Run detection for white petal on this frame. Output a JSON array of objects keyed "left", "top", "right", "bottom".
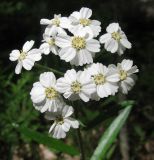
[
  {"left": 40, "top": 43, "right": 50, "bottom": 55},
  {"left": 121, "top": 59, "right": 133, "bottom": 71},
  {"left": 65, "top": 117, "right": 79, "bottom": 128},
  {"left": 27, "top": 49, "right": 42, "bottom": 61},
  {"left": 80, "top": 7, "right": 92, "bottom": 19},
  {"left": 55, "top": 35, "right": 71, "bottom": 48},
  {"left": 120, "top": 38, "right": 132, "bottom": 49},
  {"left": 60, "top": 17, "right": 71, "bottom": 29},
  {"left": 56, "top": 78, "right": 71, "bottom": 93},
  {"left": 22, "top": 59, "right": 34, "bottom": 70},
  {"left": 15, "top": 61, "right": 22, "bottom": 74},
  {"left": 40, "top": 18, "right": 51, "bottom": 25},
  {"left": 106, "top": 23, "right": 119, "bottom": 33},
  {"left": 30, "top": 86, "right": 46, "bottom": 104},
  {"left": 59, "top": 47, "right": 76, "bottom": 62},
  {"left": 127, "top": 66, "right": 139, "bottom": 74},
  {"left": 62, "top": 122, "right": 71, "bottom": 132},
  {"left": 62, "top": 105, "right": 74, "bottom": 118},
  {"left": 99, "top": 33, "right": 111, "bottom": 43},
  {"left": 79, "top": 92, "right": 90, "bottom": 102},
  {"left": 90, "top": 25, "right": 101, "bottom": 37},
  {"left": 105, "top": 39, "right": 118, "bottom": 53},
  {"left": 40, "top": 72, "right": 56, "bottom": 88},
  {"left": 70, "top": 11, "right": 81, "bottom": 20},
  {"left": 22, "top": 40, "right": 34, "bottom": 52},
  {"left": 97, "top": 85, "right": 109, "bottom": 98},
  {"left": 86, "top": 39, "right": 100, "bottom": 52},
  {"left": 9, "top": 50, "right": 20, "bottom": 61},
  {"left": 49, "top": 122, "right": 56, "bottom": 133}
]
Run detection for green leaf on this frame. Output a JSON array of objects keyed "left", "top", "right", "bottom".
[
  {"left": 18, "top": 126, "right": 79, "bottom": 156},
  {"left": 90, "top": 105, "right": 133, "bottom": 160}
]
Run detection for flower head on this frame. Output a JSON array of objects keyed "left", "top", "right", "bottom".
[
  {"left": 56, "top": 69, "right": 96, "bottom": 102},
  {"left": 9, "top": 40, "right": 42, "bottom": 74},
  {"left": 100, "top": 23, "right": 131, "bottom": 55},
  {"left": 45, "top": 104, "right": 79, "bottom": 139},
  {"left": 87, "top": 63, "right": 120, "bottom": 99},
  {"left": 40, "top": 29, "right": 59, "bottom": 55},
  {"left": 40, "top": 14, "right": 70, "bottom": 35},
  {"left": 109, "top": 59, "right": 139, "bottom": 94},
  {"left": 55, "top": 26, "right": 100, "bottom": 66},
  {"left": 30, "top": 72, "right": 63, "bottom": 113},
  {"left": 69, "top": 7, "right": 101, "bottom": 37}
]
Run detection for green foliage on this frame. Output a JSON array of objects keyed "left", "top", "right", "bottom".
[
  {"left": 17, "top": 126, "right": 79, "bottom": 156},
  {"left": 90, "top": 104, "right": 133, "bottom": 160}
]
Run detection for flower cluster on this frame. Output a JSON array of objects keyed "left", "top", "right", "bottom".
[{"left": 9, "top": 7, "right": 139, "bottom": 139}]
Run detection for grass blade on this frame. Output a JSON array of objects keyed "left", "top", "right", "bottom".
[{"left": 90, "top": 105, "right": 133, "bottom": 160}]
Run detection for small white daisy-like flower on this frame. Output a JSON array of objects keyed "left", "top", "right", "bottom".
[
  {"left": 56, "top": 69, "right": 96, "bottom": 102},
  {"left": 69, "top": 7, "right": 101, "bottom": 37},
  {"left": 40, "top": 29, "right": 58, "bottom": 55},
  {"left": 40, "top": 14, "right": 70, "bottom": 35},
  {"left": 45, "top": 104, "right": 79, "bottom": 139},
  {"left": 30, "top": 72, "right": 63, "bottom": 113},
  {"left": 55, "top": 26, "right": 100, "bottom": 66},
  {"left": 100, "top": 23, "right": 132, "bottom": 55},
  {"left": 109, "top": 59, "right": 139, "bottom": 94},
  {"left": 87, "top": 63, "right": 120, "bottom": 99},
  {"left": 9, "top": 40, "right": 42, "bottom": 74}
]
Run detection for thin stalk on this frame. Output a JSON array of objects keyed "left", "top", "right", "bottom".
[
  {"left": 35, "top": 63, "right": 64, "bottom": 76},
  {"left": 72, "top": 102, "right": 85, "bottom": 160}
]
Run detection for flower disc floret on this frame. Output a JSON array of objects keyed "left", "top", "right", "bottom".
[
  {"left": 47, "top": 39, "right": 55, "bottom": 46},
  {"left": 111, "top": 32, "right": 121, "bottom": 41},
  {"left": 19, "top": 52, "right": 27, "bottom": 61},
  {"left": 72, "top": 36, "right": 86, "bottom": 50},
  {"left": 55, "top": 115, "right": 64, "bottom": 125},
  {"left": 71, "top": 81, "right": 82, "bottom": 93},
  {"left": 45, "top": 87, "right": 58, "bottom": 99},
  {"left": 93, "top": 74, "right": 105, "bottom": 85},
  {"left": 52, "top": 18, "right": 60, "bottom": 26},
  {"left": 119, "top": 70, "right": 127, "bottom": 80},
  {"left": 79, "top": 18, "right": 91, "bottom": 26}
]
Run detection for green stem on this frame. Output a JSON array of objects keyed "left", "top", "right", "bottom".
[
  {"left": 73, "top": 102, "right": 85, "bottom": 160},
  {"left": 35, "top": 63, "right": 64, "bottom": 76}
]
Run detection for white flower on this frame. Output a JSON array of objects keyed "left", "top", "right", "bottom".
[
  {"left": 56, "top": 69, "right": 96, "bottom": 102},
  {"left": 55, "top": 26, "right": 100, "bottom": 66},
  {"left": 109, "top": 59, "right": 139, "bottom": 94},
  {"left": 40, "top": 29, "right": 58, "bottom": 55},
  {"left": 30, "top": 72, "right": 63, "bottom": 113},
  {"left": 40, "top": 14, "right": 70, "bottom": 35},
  {"left": 45, "top": 105, "right": 79, "bottom": 139},
  {"left": 9, "top": 40, "right": 42, "bottom": 74},
  {"left": 100, "top": 23, "right": 131, "bottom": 55},
  {"left": 87, "top": 63, "right": 120, "bottom": 99},
  {"left": 69, "top": 7, "right": 101, "bottom": 37}
]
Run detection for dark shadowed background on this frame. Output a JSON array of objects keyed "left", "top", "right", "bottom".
[{"left": 0, "top": 0, "right": 154, "bottom": 160}]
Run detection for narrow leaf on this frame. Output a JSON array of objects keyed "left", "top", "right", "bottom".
[
  {"left": 90, "top": 105, "right": 132, "bottom": 160},
  {"left": 18, "top": 126, "right": 79, "bottom": 156}
]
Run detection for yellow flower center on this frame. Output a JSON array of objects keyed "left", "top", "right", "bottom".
[
  {"left": 19, "top": 52, "right": 27, "bottom": 61},
  {"left": 93, "top": 74, "right": 105, "bottom": 85},
  {"left": 79, "top": 18, "right": 91, "bottom": 27},
  {"left": 47, "top": 39, "right": 55, "bottom": 46},
  {"left": 111, "top": 32, "right": 121, "bottom": 41},
  {"left": 52, "top": 18, "right": 60, "bottom": 26},
  {"left": 45, "top": 87, "right": 58, "bottom": 99},
  {"left": 55, "top": 115, "right": 64, "bottom": 125},
  {"left": 72, "top": 36, "right": 86, "bottom": 50},
  {"left": 119, "top": 70, "right": 127, "bottom": 80},
  {"left": 71, "top": 81, "right": 82, "bottom": 93}
]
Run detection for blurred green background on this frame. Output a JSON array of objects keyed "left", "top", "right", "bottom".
[{"left": 0, "top": 0, "right": 154, "bottom": 159}]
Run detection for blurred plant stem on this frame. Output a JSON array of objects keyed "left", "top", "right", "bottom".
[
  {"left": 119, "top": 93, "right": 130, "bottom": 160},
  {"left": 35, "top": 63, "right": 64, "bottom": 76},
  {"left": 72, "top": 101, "right": 85, "bottom": 160}
]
